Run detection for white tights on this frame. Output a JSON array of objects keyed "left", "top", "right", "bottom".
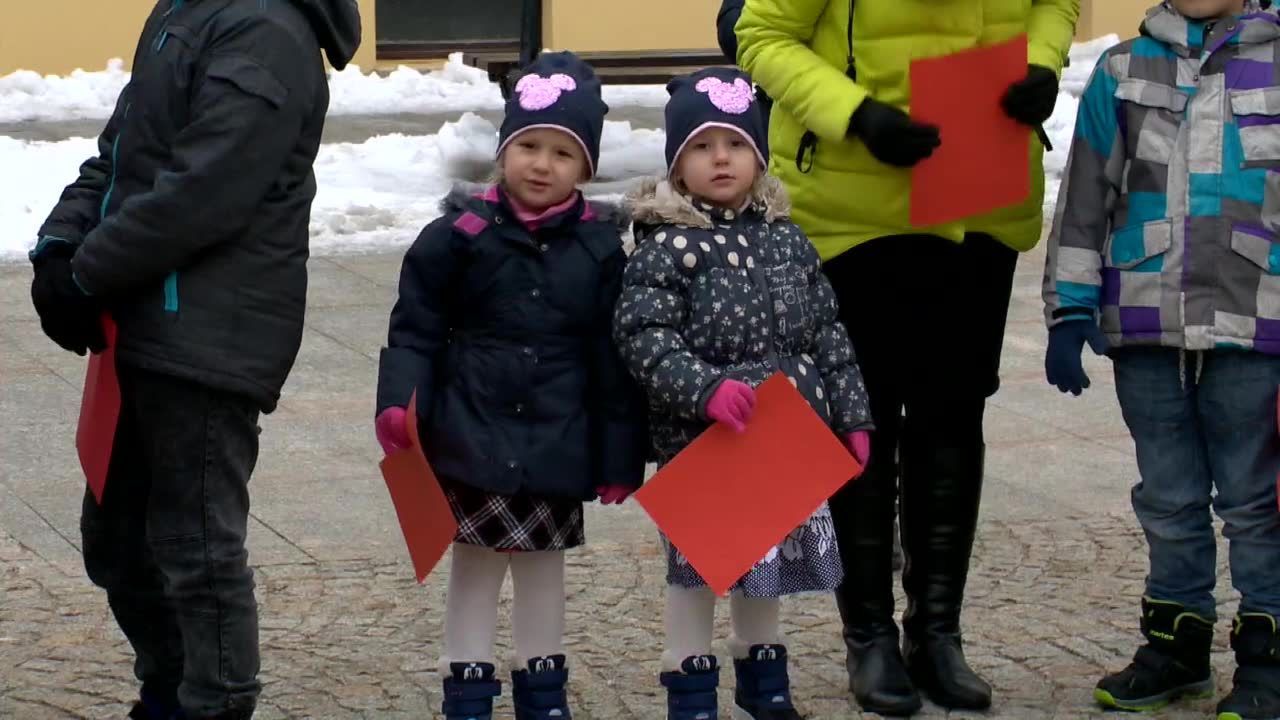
[
  {"left": 662, "top": 585, "right": 782, "bottom": 671},
  {"left": 441, "top": 542, "right": 566, "bottom": 672}
]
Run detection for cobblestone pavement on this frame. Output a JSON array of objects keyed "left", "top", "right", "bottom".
[{"left": 0, "top": 243, "right": 1246, "bottom": 719}]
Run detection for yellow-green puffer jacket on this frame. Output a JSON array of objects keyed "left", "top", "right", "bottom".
[{"left": 736, "top": 0, "right": 1080, "bottom": 260}]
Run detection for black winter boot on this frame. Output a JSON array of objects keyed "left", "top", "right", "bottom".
[
  {"left": 443, "top": 662, "right": 502, "bottom": 720},
  {"left": 732, "top": 644, "right": 802, "bottom": 720},
  {"left": 830, "top": 447, "right": 921, "bottom": 717},
  {"left": 127, "top": 687, "right": 183, "bottom": 720},
  {"left": 512, "top": 655, "right": 572, "bottom": 719},
  {"left": 900, "top": 440, "right": 991, "bottom": 711},
  {"left": 1217, "top": 613, "right": 1280, "bottom": 720},
  {"left": 1094, "top": 598, "right": 1215, "bottom": 712}
]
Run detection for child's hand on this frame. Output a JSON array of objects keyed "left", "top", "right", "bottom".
[
  {"left": 375, "top": 406, "right": 411, "bottom": 455},
  {"left": 596, "top": 485, "right": 633, "bottom": 505},
  {"left": 844, "top": 430, "right": 871, "bottom": 467},
  {"left": 705, "top": 380, "right": 756, "bottom": 433}
]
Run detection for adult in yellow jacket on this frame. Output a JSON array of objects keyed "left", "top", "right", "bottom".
[{"left": 737, "top": 0, "right": 1079, "bottom": 716}]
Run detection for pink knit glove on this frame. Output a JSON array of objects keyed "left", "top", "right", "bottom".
[
  {"left": 705, "top": 380, "right": 756, "bottom": 433},
  {"left": 596, "top": 485, "right": 633, "bottom": 505},
  {"left": 844, "top": 431, "right": 871, "bottom": 467},
  {"left": 375, "top": 407, "right": 410, "bottom": 455}
]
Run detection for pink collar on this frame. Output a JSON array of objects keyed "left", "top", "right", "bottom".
[{"left": 505, "top": 190, "right": 581, "bottom": 232}]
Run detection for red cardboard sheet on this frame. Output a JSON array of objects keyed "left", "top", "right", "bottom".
[
  {"left": 910, "top": 35, "right": 1031, "bottom": 227},
  {"left": 379, "top": 391, "right": 458, "bottom": 583},
  {"left": 76, "top": 315, "right": 120, "bottom": 505},
  {"left": 635, "top": 373, "right": 861, "bottom": 596}
]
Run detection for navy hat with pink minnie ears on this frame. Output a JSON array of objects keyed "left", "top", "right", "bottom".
[
  {"left": 664, "top": 67, "right": 768, "bottom": 175},
  {"left": 498, "top": 51, "right": 609, "bottom": 178}
]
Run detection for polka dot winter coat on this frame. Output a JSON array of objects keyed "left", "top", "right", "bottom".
[{"left": 613, "top": 177, "right": 872, "bottom": 464}]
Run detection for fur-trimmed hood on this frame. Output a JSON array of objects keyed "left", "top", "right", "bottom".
[
  {"left": 625, "top": 175, "right": 792, "bottom": 230},
  {"left": 439, "top": 183, "right": 629, "bottom": 230}
]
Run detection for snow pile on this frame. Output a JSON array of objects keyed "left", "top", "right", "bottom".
[
  {"left": 0, "top": 59, "right": 131, "bottom": 123},
  {"left": 0, "top": 113, "right": 667, "bottom": 260},
  {"left": 327, "top": 55, "right": 502, "bottom": 115},
  {"left": 0, "top": 37, "right": 1122, "bottom": 259},
  {"left": 1043, "top": 34, "right": 1120, "bottom": 214},
  {"left": 0, "top": 53, "right": 668, "bottom": 123}
]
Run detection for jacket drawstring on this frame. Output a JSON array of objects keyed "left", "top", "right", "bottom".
[{"left": 1179, "top": 350, "right": 1205, "bottom": 390}]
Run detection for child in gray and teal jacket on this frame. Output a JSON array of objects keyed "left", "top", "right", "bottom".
[{"left": 1043, "top": 2, "right": 1280, "bottom": 718}]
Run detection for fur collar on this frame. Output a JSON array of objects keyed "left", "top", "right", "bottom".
[{"left": 625, "top": 175, "right": 792, "bottom": 229}]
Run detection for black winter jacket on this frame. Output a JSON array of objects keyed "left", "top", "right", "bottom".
[
  {"left": 376, "top": 187, "right": 649, "bottom": 500},
  {"left": 35, "top": 0, "right": 361, "bottom": 412}
]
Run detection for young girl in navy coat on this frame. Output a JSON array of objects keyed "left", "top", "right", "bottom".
[
  {"left": 614, "top": 68, "right": 873, "bottom": 720},
  {"left": 375, "top": 52, "right": 647, "bottom": 720}
]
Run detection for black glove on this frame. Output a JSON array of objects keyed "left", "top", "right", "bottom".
[
  {"left": 1002, "top": 64, "right": 1060, "bottom": 127},
  {"left": 847, "top": 97, "right": 941, "bottom": 168},
  {"left": 31, "top": 248, "right": 106, "bottom": 356}
]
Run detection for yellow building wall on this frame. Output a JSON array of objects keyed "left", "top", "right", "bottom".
[
  {"left": 542, "top": 0, "right": 719, "bottom": 52},
  {"left": 1077, "top": 0, "right": 1151, "bottom": 40},
  {"left": 0, "top": 0, "right": 376, "bottom": 75}
]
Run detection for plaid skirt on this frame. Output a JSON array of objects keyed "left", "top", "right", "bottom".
[{"left": 442, "top": 480, "right": 585, "bottom": 551}]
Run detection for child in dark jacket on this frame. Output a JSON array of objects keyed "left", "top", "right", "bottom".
[
  {"left": 614, "top": 68, "right": 872, "bottom": 720},
  {"left": 374, "top": 51, "right": 647, "bottom": 720}
]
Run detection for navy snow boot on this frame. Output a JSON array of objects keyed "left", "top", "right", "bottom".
[
  {"left": 661, "top": 654, "right": 720, "bottom": 720},
  {"left": 443, "top": 662, "right": 501, "bottom": 720},
  {"left": 512, "top": 654, "right": 572, "bottom": 719},
  {"left": 733, "top": 644, "right": 803, "bottom": 720}
]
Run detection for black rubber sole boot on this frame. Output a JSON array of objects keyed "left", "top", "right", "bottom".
[
  {"left": 1217, "top": 613, "right": 1280, "bottom": 720},
  {"left": 1095, "top": 598, "right": 1215, "bottom": 713}
]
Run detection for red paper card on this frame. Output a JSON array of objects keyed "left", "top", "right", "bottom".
[
  {"left": 910, "top": 35, "right": 1031, "bottom": 227},
  {"left": 634, "top": 373, "right": 861, "bottom": 596},
  {"left": 76, "top": 315, "right": 120, "bottom": 505},
  {"left": 379, "top": 391, "right": 458, "bottom": 583}
]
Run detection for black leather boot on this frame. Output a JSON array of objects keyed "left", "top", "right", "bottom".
[
  {"left": 900, "top": 438, "right": 992, "bottom": 711},
  {"left": 830, "top": 447, "right": 922, "bottom": 717}
]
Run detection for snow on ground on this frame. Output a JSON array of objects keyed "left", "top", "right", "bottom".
[
  {"left": 0, "top": 53, "right": 667, "bottom": 123},
  {"left": 0, "top": 38, "right": 1118, "bottom": 261},
  {"left": 1042, "top": 34, "right": 1120, "bottom": 214},
  {"left": 0, "top": 113, "right": 666, "bottom": 260}
]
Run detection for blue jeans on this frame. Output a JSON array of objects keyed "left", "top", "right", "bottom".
[
  {"left": 81, "top": 364, "right": 261, "bottom": 718},
  {"left": 1113, "top": 347, "right": 1280, "bottom": 618}
]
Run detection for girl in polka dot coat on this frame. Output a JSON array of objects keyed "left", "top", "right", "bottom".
[{"left": 613, "top": 67, "right": 872, "bottom": 720}]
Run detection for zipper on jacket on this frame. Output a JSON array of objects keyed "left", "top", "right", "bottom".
[
  {"left": 99, "top": 103, "right": 131, "bottom": 220},
  {"left": 163, "top": 272, "right": 179, "bottom": 313},
  {"left": 154, "top": 0, "right": 185, "bottom": 52}
]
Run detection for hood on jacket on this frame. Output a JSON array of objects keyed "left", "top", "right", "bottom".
[
  {"left": 291, "top": 0, "right": 362, "bottom": 69},
  {"left": 1141, "top": 1, "right": 1279, "bottom": 52},
  {"left": 626, "top": 175, "right": 791, "bottom": 230}
]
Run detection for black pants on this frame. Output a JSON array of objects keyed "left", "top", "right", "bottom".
[
  {"left": 824, "top": 233, "right": 1018, "bottom": 639},
  {"left": 81, "top": 364, "right": 262, "bottom": 718}
]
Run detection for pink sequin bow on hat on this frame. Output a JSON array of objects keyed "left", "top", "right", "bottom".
[
  {"left": 516, "top": 73, "right": 578, "bottom": 111},
  {"left": 695, "top": 76, "right": 754, "bottom": 114}
]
